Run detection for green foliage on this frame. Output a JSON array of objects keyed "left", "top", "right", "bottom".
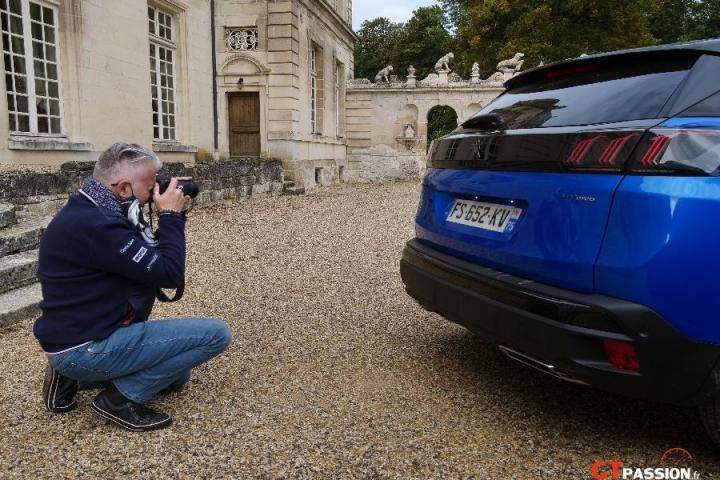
[
  {"left": 685, "top": 0, "right": 720, "bottom": 39},
  {"left": 355, "top": 0, "right": 720, "bottom": 81},
  {"left": 354, "top": 17, "right": 404, "bottom": 81},
  {"left": 442, "top": 0, "right": 660, "bottom": 78},
  {"left": 395, "top": 7, "right": 452, "bottom": 79},
  {"left": 427, "top": 106, "right": 458, "bottom": 144},
  {"left": 354, "top": 7, "right": 450, "bottom": 81}
]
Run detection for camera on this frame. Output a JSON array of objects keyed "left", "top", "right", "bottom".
[{"left": 156, "top": 175, "right": 200, "bottom": 199}]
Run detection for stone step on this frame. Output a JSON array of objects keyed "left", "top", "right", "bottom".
[
  {"left": 0, "top": 202, "right": 16, "bottom": 229},
  {"left": 0, "top": 282, "right": 41, "bottom": 327},
  {"left": 0, "top": 249, "right": 38, "bottom": 295},
  {"left": 284, "top": 186, "right": 305, "bottom": 195},
  {"left": 0, "top": 216, "right": 50, "bottom": 257}
]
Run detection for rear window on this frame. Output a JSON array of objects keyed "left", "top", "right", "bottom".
[
  {"left": 474, "top": 55, "right": 697, "bottom": 129},
  {"left": 683, "top": 90, "right": 720, "bottom": 117}
]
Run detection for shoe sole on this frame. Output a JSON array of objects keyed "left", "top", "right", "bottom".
[
  {"left": 44, "top": 368, "right": 78, "bottom": 414},
  {"left": 91, "top": 401, "right": 172, "bottom": 432}
]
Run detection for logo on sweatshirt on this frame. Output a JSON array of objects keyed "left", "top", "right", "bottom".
[
  {"left": 120, "top": 238, "right": 135, "bottom": 254},
  {"left": 132, "top": 247, "right": 148, "bottom": 263}
]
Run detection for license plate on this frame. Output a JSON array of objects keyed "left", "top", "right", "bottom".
[{"left": 446, "top": 199, "right": 522, "bottom": 233}]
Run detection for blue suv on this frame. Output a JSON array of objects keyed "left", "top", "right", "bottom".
[{"left": 400, "top": 39, "right": 720, "bottom": 443}]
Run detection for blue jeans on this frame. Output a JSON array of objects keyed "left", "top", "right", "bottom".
[{"left": 47, "top": 318, "right": 232, "bottom": 404}]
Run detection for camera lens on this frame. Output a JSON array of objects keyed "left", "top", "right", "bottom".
[{"left": 155, "top": 175, "right": 199, "bottom": 199}]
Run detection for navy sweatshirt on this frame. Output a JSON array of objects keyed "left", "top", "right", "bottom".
[{"left": 33, "top": 193, "right": 186, "bottom": 352}]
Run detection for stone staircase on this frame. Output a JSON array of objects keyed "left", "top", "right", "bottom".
[
  {"left": 282, "top": 180, "right": 305, "bottom": 195},
  {"left": 0, "top": 203, "right": 50, "bottom": 327}
]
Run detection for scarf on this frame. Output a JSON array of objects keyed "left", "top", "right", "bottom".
[{"left": 78, "top": 176, "right": 122, "bottom": 215}]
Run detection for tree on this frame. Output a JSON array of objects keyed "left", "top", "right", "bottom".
[
  {"left": 441, "top": 0, "right": 661, "bottom": 78},
  {"left": 686, "top": 0, "right": 720, "bottom": 39},
  {"left": 354, "top": 17, "right": 403, "bottom": 81},
  {"left": 395, "top": 7, "right": 452, "bottom": 79},
  {"left": 648, "top": 0, "right": 693, "bottom": 43},
  {"left": 354, "top": 7, "right": 451, "bottom": 81}
]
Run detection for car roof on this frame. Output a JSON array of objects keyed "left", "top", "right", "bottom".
[{"left": 506, "top": 38, "right": 720, "bottom": 90}]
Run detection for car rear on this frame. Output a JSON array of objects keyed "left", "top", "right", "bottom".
[{"left": 401, "top": 40, "right": 720, "bottom": 407}]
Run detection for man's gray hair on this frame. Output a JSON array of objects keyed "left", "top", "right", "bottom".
[{"left": 93, "top": 142, "right": 162, "bottom": 184}]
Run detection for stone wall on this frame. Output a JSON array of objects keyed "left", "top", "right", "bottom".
[
  {"left": 345, "top": 80, "right": 505, "bottom": 182},
  {"left": 0, "top": 159, "right": 284, "bottom": 217}
]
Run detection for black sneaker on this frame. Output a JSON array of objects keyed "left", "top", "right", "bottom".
[
  {"left": 92, "top": 385, "right": 172, "bottom": 432},
  {"left": 42, "top": 364, "right": 78, "bottom": 413}
]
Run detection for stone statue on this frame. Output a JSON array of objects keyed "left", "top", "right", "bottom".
[
  {"left": 470, "top": 62, "right": 481, "bottom": 84},
  {"left": 404, "top": 124, "right": 415, "bottom": 138},
  {"left": 434, "top": 53, "right": 454, "bottom": 72},
  {"left": 484, "top": 71, "right": 504, "bottom": 82},
  {"left": 374, "top": 65, "right": 393, "bottom": 83},
  {"left": 407, "top": 65, "right": 416, "bottom": 78},
  {"left": 496, "top": 52, "right": 525, "bottom": 74}
]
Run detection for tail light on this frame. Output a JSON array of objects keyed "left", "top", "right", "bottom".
[
  {"left": 603, "top": 340, "right": 640, "bottom": 372},
  {"left": 563, "top": 132, "right": 642, "bottom": 171},
  {"left": 627, "top": 121, "right": 720, "bottom": 175}
]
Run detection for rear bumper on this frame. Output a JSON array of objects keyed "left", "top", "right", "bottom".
[{"left": 400, "top": 239, "right": 720, "bottom": 405}]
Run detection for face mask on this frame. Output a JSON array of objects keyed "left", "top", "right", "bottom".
[{"left": 120, "top": 196, "right": 158, "bottom": 247}]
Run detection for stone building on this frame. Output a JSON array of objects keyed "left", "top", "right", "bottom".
[
  {"left": 0, "top": 0, "right": 355, "bottom": 188},
  {"left": 216, "top": 0, "right": 355, "bottom": 187}
]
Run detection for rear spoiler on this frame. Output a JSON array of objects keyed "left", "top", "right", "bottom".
[{"left": 506, "top": 40, "right": 720, "bottom": 90}]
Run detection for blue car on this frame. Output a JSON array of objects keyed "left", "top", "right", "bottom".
[{"left": 400, "top": 39, "right": 720, "bottom": 443}]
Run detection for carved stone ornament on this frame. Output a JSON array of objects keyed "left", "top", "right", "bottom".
[
  {"left": 226, "top": 28, "right": 258, "bottom": 52},
  {"left": 434, "top": 53, "right": 454, "bottom": 72},
  {"left": 496, "top": 52, "right": 525, "bottom": 74},
  {"left": 374, "top": 65, "right": 393, "bottom": 83}
]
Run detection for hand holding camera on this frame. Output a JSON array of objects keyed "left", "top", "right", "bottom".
[{"left": 153, "top": 176, "right": 197, "bottom": 213}]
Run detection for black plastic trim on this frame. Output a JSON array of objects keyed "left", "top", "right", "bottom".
[{"left": 401, "top": 239, "right": 720, "bottom": 405}]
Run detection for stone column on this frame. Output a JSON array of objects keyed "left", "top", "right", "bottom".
[
  {"left": 406, "top": 65, "right": 416, "bottom": 88},
  {"left": 437, "top": 69, "right": 450, "bottom": 86}
]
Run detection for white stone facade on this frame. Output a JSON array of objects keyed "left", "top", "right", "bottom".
[
  {"left": 0, "top": 0, "right": 356, "bottom": 190},
  {"left": 0, "top": 0, "right": 214, "bottom": 167},
  {"left": 215, "top": 0, "right": 355, "bottom": 187}
]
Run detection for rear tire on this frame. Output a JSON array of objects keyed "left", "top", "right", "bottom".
[
  {"left": 700, "top": 396, "right": 720, "bottom": 446},
  {"left": 699, "top": 366, "right": 720, "bottom": 446}
]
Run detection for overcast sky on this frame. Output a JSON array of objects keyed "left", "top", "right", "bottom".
[{"left": 353, "top": 0, "right": 440, "bottom": 31}]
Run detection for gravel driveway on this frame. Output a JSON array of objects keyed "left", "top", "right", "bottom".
[{"left": 1, "top": 182, "right": 719, "bottom": 479}]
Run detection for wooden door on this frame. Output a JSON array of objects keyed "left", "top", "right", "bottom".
[{"left": 228, "top": 92, "right": 260, "bottom": 156}]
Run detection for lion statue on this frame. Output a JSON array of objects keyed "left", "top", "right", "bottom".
[
  {"left": 434, "top": 53, "right": 454, "bottom": 72},
  {"left": 374, "top": 65, "right": 393, "bottom": 83},
  {"left": 496, "top": 53, "right": 525, "bottom": 74}
]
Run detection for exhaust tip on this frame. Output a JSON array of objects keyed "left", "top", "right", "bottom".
[{"left": 498, "top": 345, "right": 590, "bottom": 386}]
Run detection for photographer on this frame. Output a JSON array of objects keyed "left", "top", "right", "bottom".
[{"left": 34, "top": 143, "right": 231, "bottom": 432}]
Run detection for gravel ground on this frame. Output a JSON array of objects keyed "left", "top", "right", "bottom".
[{"left": 1, "top": 181, "right": 719, "bottom": 479}]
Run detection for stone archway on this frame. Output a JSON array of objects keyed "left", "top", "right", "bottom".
[
  {"left": 345, "top": 81, "right": 505, "bottom": 181},
  {"left": 426, "top": 105, "right": 458, "bottom": 145}
]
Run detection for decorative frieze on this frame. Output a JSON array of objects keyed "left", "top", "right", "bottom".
[{"left": 225, "top": 28, "right": 258, "bottom": 52}]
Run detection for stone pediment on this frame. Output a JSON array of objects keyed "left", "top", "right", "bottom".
[{"left": 219, "top": 53, "right": 270, "bottom": 76}]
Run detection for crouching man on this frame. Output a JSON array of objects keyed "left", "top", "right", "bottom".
[{"left": 34, "top": 142, "right": 231, "bottom": 432}]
